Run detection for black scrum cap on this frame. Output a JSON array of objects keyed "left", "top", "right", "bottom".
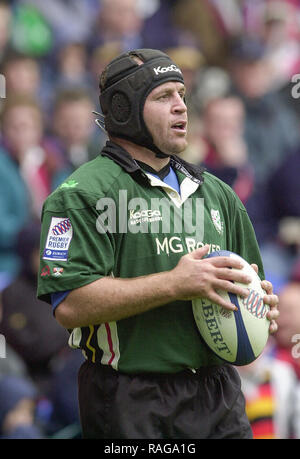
[{"left": 99, "top": 49, "right": 184, "bottom": 157}]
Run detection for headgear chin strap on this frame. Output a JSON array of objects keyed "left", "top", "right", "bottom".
[{"left": 99, "top": 49, "right": 185, "bottom": 158}]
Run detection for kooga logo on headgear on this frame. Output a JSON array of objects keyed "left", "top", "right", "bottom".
[{"left": 153, "top": 64, "right": 182, "bottom": 76}]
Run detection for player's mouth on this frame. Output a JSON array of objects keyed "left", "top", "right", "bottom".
[{"left": 171, "top": 120, "right": 187, "bottom": 134}]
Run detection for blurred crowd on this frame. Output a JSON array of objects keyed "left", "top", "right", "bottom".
[{"left": 0, "top": 0, "right": 300, "bottom": 439}]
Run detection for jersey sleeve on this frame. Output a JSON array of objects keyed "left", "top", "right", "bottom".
[{"left": 37, "top": 190, "right": 115, "bottom": 304}]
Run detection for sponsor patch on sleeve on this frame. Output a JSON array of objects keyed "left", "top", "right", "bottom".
[{"left": 43, "top": 217, "right": 73, "bottom": 261}]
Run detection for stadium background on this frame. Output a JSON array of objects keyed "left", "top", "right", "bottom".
[{"left": 0, "top": 0, "right": 299, "bottom": 439}]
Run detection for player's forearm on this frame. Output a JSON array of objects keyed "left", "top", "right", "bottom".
[{"left": 55, "top": 271, "right": 177, "bottom": 329}]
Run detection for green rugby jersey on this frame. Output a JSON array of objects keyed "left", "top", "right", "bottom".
[{"left": 37, "top": 141, "right": 264, "bottom": 374}]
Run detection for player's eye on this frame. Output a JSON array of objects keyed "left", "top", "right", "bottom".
[{"left": 157, "top": 93, "right": 169, "bottom": 100}]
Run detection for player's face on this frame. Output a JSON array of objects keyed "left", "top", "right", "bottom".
[{"left": 143, "top": 82, "right": 188, "bottom": 155}]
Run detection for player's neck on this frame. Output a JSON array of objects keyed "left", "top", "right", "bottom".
[{"left": 111, "top": 136, "right": 170, "bottom": 172}]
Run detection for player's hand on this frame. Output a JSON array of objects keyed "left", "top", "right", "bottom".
[
  {"left": 172, "top": 245, "right": 252, "bottom": 310},
  {"left": 251, "top": 263, "right": 279, "bottom": 334}
]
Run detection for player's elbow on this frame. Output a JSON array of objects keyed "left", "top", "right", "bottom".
[{"left": 55, "top": 300, "right": 78, "bottom": 329}]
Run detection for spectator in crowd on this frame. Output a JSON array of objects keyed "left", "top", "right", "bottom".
[
  {"left": 0, "top": 221, "right": 68, "bottom": 388},
  {"left": 0, "top": 94, "right": 65, "bottom": 219},
  {"left": 0, "top": 221, "right": 83, "bottom": 438},
  {"left": 0, "top": 339, "right": 29, "bottom": 382},
  {"left": 0, "top": 0, "right": 12, "bottom": 63},
  {"left": 142, "top": 0, "right": 187, "bottom": 51},
  {"left": 0, "top": 49, "right": 52, "bottom": 114},
  {"left": 172, "top": 0, "right": 232, "bottom": 66},
  {"left": 274, "top": 280, "right": 300, "bottom": 380},
  {"left": 54, "top": 42, "right": 94, "bottom": 94},
  {"left": 228, "top": 35, "right": 300, "bottom": 185},
  {"left": 1, "top": 50, "right": 41, "bottom": 98},
  {"left": 0, "top": 145, "right": 28, "bottom": 288},
  {"left": 47, "top": 348, "right": 84, "bottom": 438},
  {"left": 21, "top": 0, "right": 99, "bottom": 49},
  {"left": 291, "top": 257, "right": 300, "bottom": 283},
  {"left": 199, "top": 94, "right": 255, "bottom": 206},
  {"left": 50, "top": 88, "right": 98, "bottom": 186},
  {"left": 0, "top": 375, "right": 45, "bottom": 439},
  {"left": 238, "top": 338, "right": 300, "bottom": 439},
  {"left": 88, "top": 0, "right": 145, "bottom": 53},
  {"left": 263, "top": 147, "right": 300, "bottom": 246},
  {"left": 247, "top": 144, "right": 300, "bottom": 287},
  {"left": 238, "top": 276, "right": 300, "bottom": 439},
  {"left": 260, "top": 0, "right": 300, "bottom": 87},
  {"left": 0, "top": 0, "right": 300, "bottom": 440},
  {"left": 9, "top": 2, "right": 53, "bottom": 59}
]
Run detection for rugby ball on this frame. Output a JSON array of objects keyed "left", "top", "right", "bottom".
[{"left": 192, "top": 250, "right": 270, "bottom": 366}]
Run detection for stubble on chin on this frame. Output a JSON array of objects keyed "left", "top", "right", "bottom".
[{"left": 158, "top": 138, "right": 188, "bottom": 156}]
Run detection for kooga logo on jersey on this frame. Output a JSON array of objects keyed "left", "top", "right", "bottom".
[{"left": 153, "top": 64, "right": 182, "bottom": 76}]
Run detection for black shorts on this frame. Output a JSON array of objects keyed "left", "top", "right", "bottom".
[{"left": 78, "top": 360, "right": 252, "bottom": 439}]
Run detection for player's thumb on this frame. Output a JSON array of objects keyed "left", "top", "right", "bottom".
[{"left": 190, "top": 244, "right": 210, "bottom": 260}]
